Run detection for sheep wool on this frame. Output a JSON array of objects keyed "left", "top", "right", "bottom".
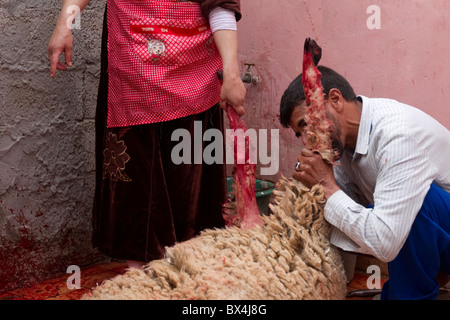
[{"left": 82, "top": 176, "right": 347, "bottom": 300}]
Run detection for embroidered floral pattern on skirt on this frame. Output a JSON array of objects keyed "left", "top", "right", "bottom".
[{"left": 102, "top": 130, "right": 131, "bottom": 182}]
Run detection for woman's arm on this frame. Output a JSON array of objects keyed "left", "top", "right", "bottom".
[
  {"left": 208, "top": 4, "right": 245, "bottom": 116},
  {"left": 48, "top": 0, "right": 92, "bottom": 78},
  {"left": 199, "top": 0, "right": 242, "bottom": 22},
  {"left": 213, "top": 28, "right": 246, "bottom": 116}
]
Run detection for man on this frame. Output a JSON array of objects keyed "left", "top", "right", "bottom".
[{"left": 280, "top": 65, "right": 450, "bottom": 300}]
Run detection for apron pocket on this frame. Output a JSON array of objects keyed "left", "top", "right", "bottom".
[{"left": 130, "top": 17, "right": 215, "bottom": 66}]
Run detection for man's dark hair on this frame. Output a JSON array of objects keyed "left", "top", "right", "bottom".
[{"left": 279, "top": 65, "right": 357, "bottom": 128}]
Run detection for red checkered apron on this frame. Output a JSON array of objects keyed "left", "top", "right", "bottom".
[{"left": 107, "top": 0, "right": 222, "bottom": 128}]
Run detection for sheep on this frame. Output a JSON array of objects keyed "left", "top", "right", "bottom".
[
  {"left": 82, "top": 38, "right": 348, "bottom": 300},
  {"left": 82, "top": 176, "right": 347, "bottom": 300}
]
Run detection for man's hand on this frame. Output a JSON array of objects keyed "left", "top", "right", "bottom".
[{"left": 292, "top": 148, "right": 341, "bottom": 199}]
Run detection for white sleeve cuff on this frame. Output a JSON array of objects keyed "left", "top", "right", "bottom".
[
  {"left": 209, "top": 7, "right": 237, "bottom": 33},
  {"left": 324, "top": 190, "right": 355, "bottom": 228}
]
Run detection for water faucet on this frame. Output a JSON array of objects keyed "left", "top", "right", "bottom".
[{"left": 241, "top": 63, "right": 260, "bottom": 84}]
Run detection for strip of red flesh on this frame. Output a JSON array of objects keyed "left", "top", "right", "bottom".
[
  {"left": 301, "top": 38, "right": 336, "bottom": 163},
  {"left": 224, "top": 107, "right": 262, "bottom": 229}
]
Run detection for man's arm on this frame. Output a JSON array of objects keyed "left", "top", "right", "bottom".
[
  {"left": 48, "top": 0, "right": 92, "bottom": 77},
  {"left": 293, "top": 127, "right": 436, "bottom": 262},
  {"left": 333, "top": 159, "right": 371, "bottom": 207},
  {"left": 325, "top": 131, "right": 435, "bottom": 262}
]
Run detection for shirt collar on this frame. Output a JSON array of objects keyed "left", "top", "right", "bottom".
[{"left": 354, "top": 95, "right": 373, "bottom": 156}]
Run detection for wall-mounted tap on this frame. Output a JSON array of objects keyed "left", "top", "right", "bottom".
[{"left": 241, "top": 63, "right": 260, "bottom": 85}]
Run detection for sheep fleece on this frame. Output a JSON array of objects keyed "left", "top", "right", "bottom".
[{"left": 83, "top": 177, "right": 347, "bottom": 300}]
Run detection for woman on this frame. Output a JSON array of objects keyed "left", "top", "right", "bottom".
[{"left": 48, "top": 0, "right": 246, "bottom": 269}]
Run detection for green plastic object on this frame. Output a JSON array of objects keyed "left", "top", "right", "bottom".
[{"left": 226, "top": 177, "right": 276, "bottom": 215}]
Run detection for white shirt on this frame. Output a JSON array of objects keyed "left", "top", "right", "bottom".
[
  {"left": 209, "top": 7, "right": 237, "bottom": 33},
  {"left": 325, "top": 96, "right": 450, "bottom": 262}
]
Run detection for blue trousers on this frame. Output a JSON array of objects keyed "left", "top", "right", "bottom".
[{"left": 381, "top": 184, "right": 450, "bottom": 300}]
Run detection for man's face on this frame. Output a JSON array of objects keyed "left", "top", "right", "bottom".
[
  {"left": 288, "top": 101, "right": 309, "bottom": 146},
  {"left": 289, "top": 101, "right": 345, "bottom": 160}
]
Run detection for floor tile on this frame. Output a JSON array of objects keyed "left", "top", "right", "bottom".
[
  {"left": 96, "top": 261, "right": 128, "bottom": 274},
  {"left": 1, "top": 277, "right": 69, "bottom": 300},
  {"left": 45, "top": 288, "right": 91, "bottom": 300}
]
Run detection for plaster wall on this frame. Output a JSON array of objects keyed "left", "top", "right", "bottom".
[{"left": 0, "top": 0, "right": 105, "bottom": 292}]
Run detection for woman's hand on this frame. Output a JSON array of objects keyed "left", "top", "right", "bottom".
[
  {"left": 220, "top": 72, "right": 246, "bottom": 116},
  {"left": 47, "top": 0, "right": 91, "bottom": 78},
  {"left": 48, "top": 24, "right": 73, "bottom": 78},
  {"left": 213, "top": 29, "right": 246, "bottom": 116}
]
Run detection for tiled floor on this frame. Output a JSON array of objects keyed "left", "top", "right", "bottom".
[
  {"left": 0, "top": 260, "right": 384, "bottom": 300},
  {"left": 0, "top": 261, "right": 128, "bottom": 300}
]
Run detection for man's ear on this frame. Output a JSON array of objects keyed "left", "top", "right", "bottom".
[{"left": 327, "top": 88, "right": 344, "bottom": 113}]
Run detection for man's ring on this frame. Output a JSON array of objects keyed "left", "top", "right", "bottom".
[{"left": 295, "top": 161, "right": 302, "bottom": 172}]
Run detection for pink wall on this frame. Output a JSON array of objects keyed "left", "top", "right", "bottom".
[{"left": 236, "top": 0, "right": 450, "bottom": 181}]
